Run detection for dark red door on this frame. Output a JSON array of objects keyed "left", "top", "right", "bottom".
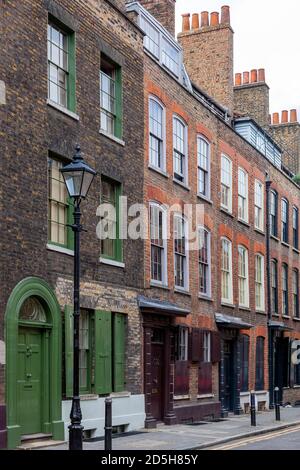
[{"left": 151, "top": 342, "right": 164, "bottom": 421}]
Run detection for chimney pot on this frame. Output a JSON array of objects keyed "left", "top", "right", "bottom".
[
  {"left": 210, "top": 12, "right": 219, "bottom": 26},
  {"left": 201, "top": 11, "right": 209, "bottom": 27},
  {"left": 273, "top": 112, "right": 279, "bottom": 125},
  {"left": 235, "top": 73, "right": 242, "bottom": 86},
  {"left": 192, "top": 13, "right": 200, "bottom": 30},
  {"left": 243, "top": 71, "right": 249, "bottom": 85},
  {"left": 251, "top": 69, "right": 258, "bottom": 83},
  {"left": 290, "top": 109, "right": 298, "bottom": 123},
  {"left": 182, "top": 13, "right": 191, "bottom": 32},
  {"left": 221, "top": 5, "right": 230, "bottom": 24},
  {"left": 281, "top": 110, "right": 288, "bottom": 123},
  {"left": 258, "top": 68, "right": 265, "bottom": 82}
]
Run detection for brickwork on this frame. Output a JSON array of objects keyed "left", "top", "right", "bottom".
[
  {"left": 269, "top": 121, "right": 300, "bottom": 175},
  {"left": 0, "top": 0, "right": 145, "bottom": 411},
  {"left": 143, "top": 11, "right": 300, "bottom": 410},
  {"left": 178, "top": 9, "right": 234, "bottom": 115},
  {"left": 234, "top": 83, "right": 270, "bottom": 129}
]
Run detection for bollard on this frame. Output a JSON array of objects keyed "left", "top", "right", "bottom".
[
  {"left": 250, "top": 391, "right": 256, "bottom": 426},
  {"left": 274, "top": 387, "right": 281, "bottom": 421},
  {"left": 105, "top": 397, "right": 112, "bottom": 451}
]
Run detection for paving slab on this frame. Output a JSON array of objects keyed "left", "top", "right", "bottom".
[{"left": 38, "top": 408, "right": 300, "bottom": 451}]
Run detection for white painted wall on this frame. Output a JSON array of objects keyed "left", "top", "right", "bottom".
[
  {"left": 240, "top": 391, "right": 270, "bottom": 412},
  {"left": 61, "top": 393, "right": 145, "bottom": 440}
]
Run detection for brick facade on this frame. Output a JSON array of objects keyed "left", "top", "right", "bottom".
[{"left": 0, "top": 0, "right": 145, "bottom": 448}]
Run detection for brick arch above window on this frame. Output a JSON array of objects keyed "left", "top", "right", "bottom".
[{"left": 219, "top": 224, "right": 233, "bottom": 240}]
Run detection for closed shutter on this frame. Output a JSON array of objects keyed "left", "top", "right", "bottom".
[
  {"left": 175, "top": 361, "right": 189, "bottom": 395},
  {"left": 190, "top": 328, "right": 203, "bottom": 362},
  {"left": 64, "top": 305, "right": 74, "bottom": 398},
  {"left": 113, "top": 313, "right": 126, "bottom": 392},
  {"left": 94, "top": 310, "right": 112, "bottom": 394},
  {"left": 198, "top": 363, "right": 212, "bottom": 395},
  {"left": 211, "top": 331, "right": 221, "bottom": 363}
]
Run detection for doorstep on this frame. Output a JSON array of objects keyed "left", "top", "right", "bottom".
[{"left": 17, "top": 439, "right": 67, "bottom": 450}]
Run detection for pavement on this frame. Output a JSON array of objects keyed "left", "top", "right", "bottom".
[{"left": 37, "top": 407, "right": 300, "bottom": 451}]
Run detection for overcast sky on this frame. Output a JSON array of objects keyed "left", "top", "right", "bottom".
[{"left": 175, "top": 0, "right": 300, "bottom": 119}]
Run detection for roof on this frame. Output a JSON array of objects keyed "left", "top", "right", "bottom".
[
  {"left": 215, "top": 313, "right": 253, "bottom": 330},
  {"left": 138, "top": 295, "right": 190, "bottom": 317}
]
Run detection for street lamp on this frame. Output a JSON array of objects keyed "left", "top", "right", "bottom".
[{"left": 61, "top": 144, "right": 97, "bottom": 450}]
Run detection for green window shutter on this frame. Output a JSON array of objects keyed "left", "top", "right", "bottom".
[
  {"left": 113, "top": 313, "right": 126, "bottom": 392},
  {"left": 68, "top": 32, "right": 76, "bottom": 113},
  {"left": 115, "top": 184, "right": 123, "bottom": 262},
  {"left": 94, "top": 310, "right": 112, "bottom": 394},
  {"left": 115, "top": 67, "right": 123, "bottom": 139},
  {"left": 64, "top": 305, "right": 74, "bottom": 398}
]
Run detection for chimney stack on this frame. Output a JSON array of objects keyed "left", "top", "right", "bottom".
[
  {"left": 233, "top": 69, "right": 270, "bottom": 128},
  {"left": 221, "top": 5, "right": 230, "bottom": 24},
  {"left": 182, "top": 13, "right": 190, "bottom": 32},
  {"left": 281, "top": 110, "right": 288, "bottom": 123},
  {"left": 273, "top": 112, "right": 279, "bottom": 125},
  {"left": 178, "top": 5, "right": 234, "bottom": 114},
  {"left": 201, "top": 11, "right": 209, "bottom": 27},
  {"left": 290, "top": 109, "right": 298, "bottom": 123},
  {"left": 192, "top": 13, "right": 199, "bottom": 30}
]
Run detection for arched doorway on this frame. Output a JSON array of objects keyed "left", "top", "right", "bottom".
[{"left": 5, "top": 278, "right": 64, "bottom": 449}]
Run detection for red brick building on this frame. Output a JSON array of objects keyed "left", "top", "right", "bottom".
[{"left": 126, "top": 1, "right": 300, "bottom": 425}]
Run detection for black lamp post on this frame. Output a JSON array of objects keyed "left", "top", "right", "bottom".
[{"left": 61, "top": 145, "right": 97, "bottom": 450}]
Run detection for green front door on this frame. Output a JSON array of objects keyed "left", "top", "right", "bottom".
[{"left": 17, "top": 328, "right": 44, "bottom": 435}]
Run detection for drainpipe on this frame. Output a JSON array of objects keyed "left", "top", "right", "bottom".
[{"left": 266, "top": 173, "right": 274, "bottom": 408}]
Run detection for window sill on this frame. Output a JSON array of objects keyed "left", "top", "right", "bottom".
[
  {"left": 148, "top": 164, "right": 169, "bottom": 178},
  {"left": 294, "top": 385, "right": 300, "bottom": 389},
  {"left": 240, "top": 392, "right": 250, "bottom": 397},
  {"left": 47, "top": 243, "right": 74, "bottom": 256},
  {"left": 254, "top": 227, "right": 265, "bottom": 236},
  {"left": 174, "top": 287, "right": 191, "bottom": 296},
  {"left": 293, "top": 247, "right": 300, "bottom": 254},
  {"left": 150, "top": 281, "right": 170, "bottom": 290},
  {"left": 100, "top": 257, "right": 125, "bottom": 268},
  {"left": 220, "top": 207, "right": 234, "bottom": 218},
  {"left": 293, "top": 317, "right": 300, "bottom": 322},
  {"left": 198, "top": 294, "right": 213, "bottom": 302},
  {"left": 197, "top": 394, "right": 214, "bottom": 399},
  {"left": 109, "top": 391, "right": 131, "bottom": 398},
  {"left": 271, "top": 235, "right": 280, "bottom": 243},
  {"left": 173, "top": 178, "right": 190, "bottom": 191},
  {"left": 282, "top": 315, "right": 291, "bottom": 319},
  {"left": 256, "top": 310, "right": 267, "bottom": 315},
  {"left": 238, "top": 219, "right": 250, "bottom": 228},
  {"left": 80, "top": 394, "right": 98, "bottom": 401},
  {"left": 197, "top": 193, "right": 213, "bottom": 205},
  {"left": 239, "top": 305, "right": 250, "bottom": 311},
  {"left": 272, "top": 313, "right": 280, "bottom": 317},
  {"left": 281, "top": 241, "right": 290, "bottom": 249},
  {"left": 47, "top": 99, "right": 79, "bottom": 121},
  {"left": 221, "top": 302, "right": 235, "bottom": 308},
  {"left": 254, "top": 390, "right": 268, "bottom": 396},
  {"left": 99, "top": 129, "right": 125, "bottom": 146},
  {"left": 174, "top": 395, "right": 190, "bottom": 401}
]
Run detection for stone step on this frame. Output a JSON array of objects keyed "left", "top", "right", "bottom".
[{"left": 17, "top": 439, "right": 66, "bottom": 450}]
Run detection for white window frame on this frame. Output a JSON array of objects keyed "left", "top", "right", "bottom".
[
  {"left": 174, "top": 214, "right": 189, "bottom": 291},
  {"left": 221, "top": 154, "right": 232, "bottom": 213},
  {"left": 203, "top": 331, "right": 211, "bottom": 363},
  {"left": 149, "top": 96, "right": 166, "bottom": 172},
  {"left": 150, "top": 202, "right": 168, "bottom": 286},
  {"left": 255, "top": 254, "right": 265, "bottom": 312},
  {"left": 238, "top": 246, "right": 249, "bottom": 308},
  {"left": 282, "top": 263, "right": 289, "bottom": 316},
  {"left": 255, "top": 179, "right": 264, "bottom": 231},
  {"left": 221, "top": 237, "right": 233, "bottom": 304},
  {"left": 238, "top": 167, "right": 248, "bottom": 223},
  {"left": 198, "top": 226, "right": 211, "bottom": 297},
  {"left": 293, "top": 269, "right": 299, "bottom": 318},
  {"left": 281, "top": 198, "right": 289, "bottom": 243},
  {"left": 173, "top": 115, "right": 188, "bottom": 185},
  {"left": 177, "top": 327, "right": 188, "bottom": 361},
  {"left": 197, "top": 135, "right": 211, "bottom": 199}
]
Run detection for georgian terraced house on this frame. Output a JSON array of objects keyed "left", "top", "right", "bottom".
[{"left": 1, "top": 0, "right": 300, "bottom": 450}]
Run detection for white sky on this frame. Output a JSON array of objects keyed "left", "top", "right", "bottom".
[{"left": 175, "top": 0, "right": 300, "bottom": 118}]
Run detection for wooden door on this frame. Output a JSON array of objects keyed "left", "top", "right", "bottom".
[
  {"left": 151, "top": 342, "right": 164, "bottom": 421},
  {"left": 223, "top": 340, "right": 234, "bottom": 412},
  {"left": 17, "top": 328, "right": 44, "bottom": 435}
]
